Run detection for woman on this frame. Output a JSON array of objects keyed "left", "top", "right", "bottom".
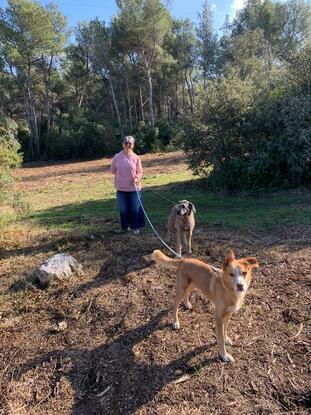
[{"left": 110, "top": 136, "right": 145, "bottom": 235}]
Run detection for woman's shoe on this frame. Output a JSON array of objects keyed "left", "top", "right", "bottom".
[{"left": 132, "top": 229, "right": 140, "bottom": 235}]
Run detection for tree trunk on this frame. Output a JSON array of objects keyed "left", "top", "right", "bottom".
[
  {"left": 175, "top": 82, "right": 179, "bottom": 118},
  {"left": 133, "top": 93, "right": 138, "bottom": 123},
  {"left": 27, "top": 100, "right": 40, "bottom": 160},
  {"left": 182, "top": 81, "right": 186, "bottom": 113},
  {"left": 142, "top": 51, "right": 154, "bottom": 127},
  {"left": 42, "top": 55, "right": 54, "bottom": 136},
  {"left": 185, "top": 74, "right": 194, "bottom": 115},
  {"left": 166, "top": 95, "right": 172, "bottom": 124},
  {"left": 146, "top": 66, "right": 155, "bottom": 127},
  {"left": 121, "top": 92, "right": 128, "bottom": 129},
  {"left": 103, "top": 71, "right": 123, "bottom": 137},
  {"left": 139, "top": 86, "right": 145, "bottom": 122},
  {"left": 78, "top": 84, "right": 87, "bottom": 108},
  {"left": 190, "top": 74, "right": 195, "bottom": 114},
  {"left": 125, "top": 74, "right": 132, "bottom": 132},
  {"left": 27, "top": 83, "right": 40, "bottom": 160}
]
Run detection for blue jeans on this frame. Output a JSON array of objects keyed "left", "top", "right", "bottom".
[{"left": 117, "top": 191, "right": 145, "bottom": 230}]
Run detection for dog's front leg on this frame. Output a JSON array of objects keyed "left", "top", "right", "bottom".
[
  {"left": 215, "top": 312, "right": 234, "bottom": 363},
  {"left": 224, "top": 312, "right": 233, "bottom": 346},
  {"left": 176, "top": 229, "right": 182, "bottom": 256},
  {"left": 182, "top": 231, "right": 188, "bottom": 253},
  {"left": 187, "top": 229, "right": 193, "bottom": 254}
]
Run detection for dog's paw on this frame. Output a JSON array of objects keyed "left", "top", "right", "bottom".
[
  {"left": 219, "top": 352, "right": 235, "bottom": 364},
  {"left": 183, "top": 301, "right": 193, "bottom": 310},
  {"left": 172, "top": 321, "right": 180, "bottom": 330},
  {"left": 225, "top": 336, "right": 233, "bottom": 346}
]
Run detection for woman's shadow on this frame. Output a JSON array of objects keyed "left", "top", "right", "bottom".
[{"left": 15, "top": 311, "right": 218, "bottom": 414}]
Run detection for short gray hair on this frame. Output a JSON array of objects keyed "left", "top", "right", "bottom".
[{"left": 123, "top": 135, "right": 135, "bottom": 144}]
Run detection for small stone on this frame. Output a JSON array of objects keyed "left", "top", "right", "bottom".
[
  {"left": 51, "top": 320, "right": 68, "bottom": 333},
  {"left": 57, "top": 321, "right": 68, "bottom": 331}
]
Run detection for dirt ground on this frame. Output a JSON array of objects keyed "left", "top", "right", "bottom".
[
  {"left": 0, "top": 153, "right": 310, "bottom": 414},
  {"left": 15, "top": 152, "right": 188, "bottom": 192}
]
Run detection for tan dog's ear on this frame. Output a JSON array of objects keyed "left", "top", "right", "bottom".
[
  {"left": 244, "top": 257, "right": 259, "bottom": 268},
  {"left": 189, "top": 202, "right": 196, "bottom": 214},
  {"left": 223, "top": 250, "right": 235, "bottom": 268}
]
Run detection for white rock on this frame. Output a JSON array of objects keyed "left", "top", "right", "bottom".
[
  {"left": 58, "top": 320, "right": 68, "bottom": 331},
  {"left": 35, "top": 253, "right": 82, "bottom": 286},
  {"left": 51, "top": 320, "right": 68, "bottom": 332}
]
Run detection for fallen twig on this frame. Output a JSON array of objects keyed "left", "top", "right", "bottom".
[
  {"left": 289, "top": 322, "right": 303, "bottom": 340},
  {"left": 286, "top": 352, "right": 294, "bottom": 365},
  {"left": 173, "top": 374, "right": 190, "bottom": 384},
  {"left": 97, "top": 385, "right": 112, "bottom": 397}
]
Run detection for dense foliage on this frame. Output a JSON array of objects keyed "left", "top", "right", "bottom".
[
  {"left": 0, "top": 0, "right": 310, "bottom": 189},
  {"left": 0, "top": 114, "right": 27, "bottom": 218}
]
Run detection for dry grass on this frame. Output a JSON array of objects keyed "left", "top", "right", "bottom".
[{"left": 0, "top": 153, "right": 310, "bottom": 414}]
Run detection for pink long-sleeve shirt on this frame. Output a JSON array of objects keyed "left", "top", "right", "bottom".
[{"left": 110, "top": 151, "right": 143, "bottom": 191}]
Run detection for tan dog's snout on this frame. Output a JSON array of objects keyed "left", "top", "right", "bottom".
[
  {"left": 232, "top": 267, "right": 248, "bottom": 292},
  {"left": 223, "top": 250, "right": 259, "bottom": 294},
  {"left": 236, "top": 281, "right": 245, "bottom": 292}
]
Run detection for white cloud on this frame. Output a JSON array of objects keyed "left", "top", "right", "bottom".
[{"left": 211, "top": 3, "right": 217, "bottom": 9}]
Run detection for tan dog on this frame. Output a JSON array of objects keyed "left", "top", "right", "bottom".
[
  {"left": 153, "top": 249, "right": 259, "bottom": 363},
  {"left": 167, "top": 200, "right": 196, "bottom": 256}
]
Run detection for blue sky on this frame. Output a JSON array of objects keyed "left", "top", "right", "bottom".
[{"left": 0, "top": 0, "right": 245, "bottom": 32}]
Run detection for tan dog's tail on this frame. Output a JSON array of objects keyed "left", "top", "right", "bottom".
[{"left": 153, "top": 249, "right": 182, "bottom": 269}]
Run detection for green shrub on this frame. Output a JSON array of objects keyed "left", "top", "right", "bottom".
[
  {"left": 0, "top": 118, "right": 22, "bottom": 168},
  {"left": 0, "top": 116, "right": 29, "bottom": 223},
  {"left": 179, "top": 44, "right": 311, "bottom": 191},
  {"left": 132, "top": 122, "right": 160, "bottom": 153}
]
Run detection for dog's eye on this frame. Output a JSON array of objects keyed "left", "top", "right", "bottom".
[
  {"left": 242, "top": 271, "right": 247, "bottom": 276},
  {"left": 230, "top": 272, "right": 235, "bottom": 277}
]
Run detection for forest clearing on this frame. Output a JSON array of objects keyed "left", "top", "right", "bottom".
[
  {"left": 1, "top": 0, "right": 311, "bottom": 412},
  {"left": 0, "top": 152, "right": 310, "bottom": 414}
]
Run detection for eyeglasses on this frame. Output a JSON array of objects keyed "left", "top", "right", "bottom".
[{"left": 124, "top": 141, "right": 133, "bottom": 145}]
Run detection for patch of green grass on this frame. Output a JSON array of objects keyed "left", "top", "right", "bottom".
[
  {"left": 20, "top": 169, "right": 311, "bottom": 232},
  {"left": 143, "top": 179, "right": 311, "bottom": 230},
  {"left": 26, "top": 171, "right": 195, "bottom": 230},
  {"left": 0, "top": 211, "right": 17, "bottom": 228}
]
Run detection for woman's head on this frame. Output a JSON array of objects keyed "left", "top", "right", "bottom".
[{"left": 123, "top": 136, "right": 135, "bottom": 151}]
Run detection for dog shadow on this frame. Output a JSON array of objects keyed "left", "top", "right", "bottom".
[
  {"left": 73, "top": 239, "right": 155, "bottom": 297},
  {"left": 13, "top": 311, "right": 218, "bottom": 414}
]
